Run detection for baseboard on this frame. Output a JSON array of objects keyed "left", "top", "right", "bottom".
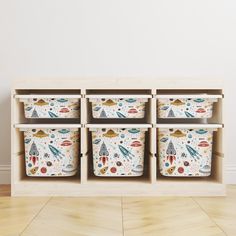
[
  {"left": 225, "top": 165, "right": 236, "bottom": 184},
  {"left": 0, "top": 165, "right": 11, "bottom": 184},
  {"left": 1, "top": 165, "right": 236, "bottom": 185}
]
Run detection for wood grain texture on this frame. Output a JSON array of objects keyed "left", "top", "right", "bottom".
[{"left": 1, "top": 185, "right": 236, "bottom": 236}]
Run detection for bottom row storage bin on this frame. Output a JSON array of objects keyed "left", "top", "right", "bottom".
[
  {"left": 90, "top": 128, "right": 147, "bottom": 177},
  {"left": 158, "top": 128, "right": 215, "bottom": 177},
  {"left": 23, "top": 128, "right": 80, "bottom": 177}
]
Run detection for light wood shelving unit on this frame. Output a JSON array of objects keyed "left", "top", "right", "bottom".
[{"left": 11, "top": 78, "right": 225, "bottom": 196}]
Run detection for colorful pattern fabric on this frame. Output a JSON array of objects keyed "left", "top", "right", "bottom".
[
  {"left": 24, "top": 128, "right": 79, "bottom": 177},
  {"left": 158, "top": 128, "right": 214, "bottom": 177},
  {"left": 22, "top": 98, "right": 80, "bottom": 118},
  {"left": 157, "top": 98, "right": 217, "bottom": 118},
  {"left": 91, "top": 128, "right": 147, "bottom": 176},
  {"left": 89, "top": 98, "right": 147, "bottom": 119}
]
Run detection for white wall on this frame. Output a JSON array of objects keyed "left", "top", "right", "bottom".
[{"left": 0, "top": 0, "right": 235, "bottom": 183}]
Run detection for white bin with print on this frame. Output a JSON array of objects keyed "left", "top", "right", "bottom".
[
  {"left": 16, "top": 95, "right": 81, "bottom": 119},
  {"left": 87, "top": 95, "right": 151, "bottom": 119},
  {"left": 20, "top": 126, "right": 80, "bottom": 177},
  {"left": 90, "top": 125, "right": 149, "bottom": 177},
  {"left": 157, "top": 94, "right": 221, "bottom": 119},
  {"left": 158, "top": 127, "right": 218, "bottom": 177}
]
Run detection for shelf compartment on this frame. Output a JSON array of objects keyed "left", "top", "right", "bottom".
[
  {"left": 85, "top": 125, "right": 153, "bottom": 183},
  {"left": 156, "top": 126, "right": 223, "bottom": 182}
]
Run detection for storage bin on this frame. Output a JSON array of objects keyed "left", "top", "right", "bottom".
[
  {"left": 90, "top": 127, "right": 147, "bottom": 176},
  {"left": 88, "top": 95, "right": 150, "bottom": 119},
  {"left": 22, "top": 128, "right": 80, "bottom": 177},
  {"left": 158, "top": 128, "right": 216, "bottom": 177},
  {"left": 157, "top": 95, "right": 220, "bottom": 119},
  {"left": 19, "top": 96, "right": 80, "bottom": 118}
]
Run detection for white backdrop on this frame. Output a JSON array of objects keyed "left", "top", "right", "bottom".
[{"left": 0, "top": 0, "right": 235, "bottom": 183}]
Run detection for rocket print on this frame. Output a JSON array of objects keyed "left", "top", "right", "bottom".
[
  {"left": 158, "top": 128, "right": 214, "bottom": 177},
  {"left": 91, "top": 128, "right": 147, "bottom": 177}
]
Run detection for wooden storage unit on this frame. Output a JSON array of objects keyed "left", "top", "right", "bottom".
[{"left": 11, "top": 78, "right": 225, "bottom": 196}]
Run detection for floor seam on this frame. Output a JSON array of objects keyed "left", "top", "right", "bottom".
[
  {"left": 19, "top": 197, "right": 52, "bottom": 235},
  {"left": 191, "top": 197, "right": 227, "bottom": 236},
  {"left": 121, "top": 197, "right": 125, "bottom": 236}
]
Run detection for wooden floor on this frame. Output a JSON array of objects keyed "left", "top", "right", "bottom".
[{"left": 0, "top": 185, "right": 235, "bottom": 236}]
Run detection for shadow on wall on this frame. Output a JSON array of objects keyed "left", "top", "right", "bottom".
[{"left": 0, "top": 93, "right": 11, "bottom": 165}]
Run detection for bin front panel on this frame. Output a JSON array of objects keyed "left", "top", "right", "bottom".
[
  {"left": 90, "top": 98, "right": 147, "bottom": 119},
  {"left": 158, "top": 128, "right": 214, "bottom": 177},
  {"left": 91, "top": 128, "right": 146, "bottom": 176},
  {"left": 157, "top": 98, "right": 216, "bottom": 118},
  {"left": 23, "top": 98, "right": 80, "bottom": 118},
  {"left": 24, "top": 128, "right": 79, "bottom": 177}
]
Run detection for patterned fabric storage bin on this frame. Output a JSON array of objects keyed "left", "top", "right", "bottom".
[
  {"left": 157, "top": 95, "right": 220, "bottom": 119},
  {"left": 90, "top": 127, "right": 148, "bottom": 176},
  {"left": 158, "top": 128, "right": 216, "bottom": 177},
  {"left": 88, "top": 95, "right": 151, "bottom": 119},
  {"left": 22, "top": 128, "right": 80, "bottom": 177},
  {"left": 19, "top": 95, "right": 81, "bottom": 118}
]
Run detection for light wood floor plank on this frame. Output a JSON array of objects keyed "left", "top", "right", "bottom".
[
  {"left": 194, "top": 185, "right": 236, "bottom": 236},
  {"left": 21, "top": 197, "right": 123, "bottom": 236},
  {"left": 0, "top": 196, "right": 50, "bottom": 236},
  {"left": 122, "top": 197, "right": 225, "bottom": 236}
]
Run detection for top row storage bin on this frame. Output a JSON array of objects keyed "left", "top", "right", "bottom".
[
  {"left": 18, "top": 95, "right": 81, "bottom": 119},
  {"left": 156, "top": 94, "right": 222, "bottom": 119},
  {"left": 87, "top": 95, "right": 151, "bottom": 119}
]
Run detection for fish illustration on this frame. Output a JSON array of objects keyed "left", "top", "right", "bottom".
[
  {"left": 29, "top": 167, "right": 39, "bottom": 175},
  {"left": 100, "top": 166, "right": 108, "bottom": 175},
  {"left": 194, "top": 98, "right": 205, "bottom": 103},
  {"left": 57, "top": 98, "right": 68, "bottom": 103},
  {"left": 185, "top": 111, "right": 194, "bottom": 118},
  {"left": 125, "top": 98, "right": 137, "bottom": 103},
  {"left": 118, "top": 145, "right": 134, "bottom": 159},
  {"left": 170, "top": 130, "right": 186, "bottom": 138},
  {"left": 48, "top": 111, "right": 58, "bottom": 118},
  {"left": 103, "top": 99, "right": 116, "bottom": 106},
  {"left": 186, "top": 144, "right": 201, "bottom": 160},
  {"left": 29, "top": 142, "right": 39, "bottom": 156},
  {"left": 103, "top": 129, "right": 119, "bottom": 138},
  {"left": 171, "top": 99, "right": 185, "bottom": 106},
  {"left": 167, "top": 166, "right": 176, "bottom": 175},
  {"left": 100, "top": 109, "right": 107, "bottom": 118},
  {"left": 116, "top": 112, "right": 126, "bottom": 118},
  {"left": 34, "top": 99, "right": 48, "bottom": 106},
  {"left": 33, "top": 130, "right": 49, "bottom": 138},
  {"left": 196, "top": 129, "right": 208, "bottom": 135},
  {"left": 167, "top": 109, "right": 175, "bottom": 118},
  {"left": 99, "top": 142, "right": 109, "bottom": 156},
  {"left": 128, "top": 128, "right": 140, "bottom": 134},
  {"left": 48, "top": 145, "right": 65, "bottom": 159}
]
